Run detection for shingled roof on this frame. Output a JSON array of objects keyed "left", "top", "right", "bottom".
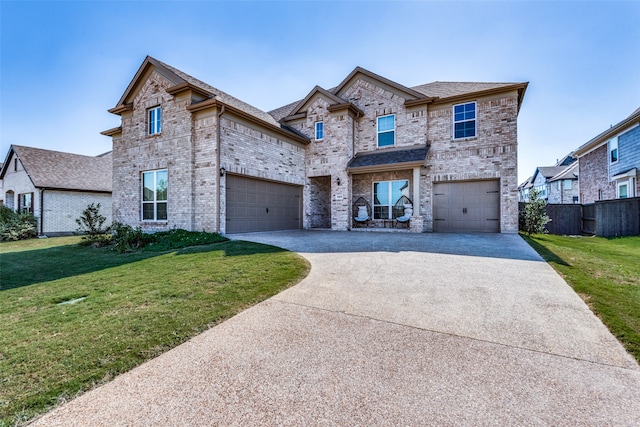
[
  {"left": 0, "top": 145, "right": 112, "bottom": 192},
  {"left": 347, "top": 146, "right": 429, "bottom": 173},
  {"left": 269, "top": 70, "right": 527, "bottom": 123}
]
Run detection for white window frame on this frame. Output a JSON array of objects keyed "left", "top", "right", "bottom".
[
  {"left": 617, "top": 181, "right": 629, "bottom": 199},
  {"left": 315, "top": 121, "right": 324, "bottom": 140},
  {"left": 609, "top": 136, "right": 618, "bottom": 164},
  {"left": 453, "top": 101, "right": 477, "bottom": 139},
  {"left": 148, "top": 106, "right": 162, "bottom": 135},
  {"left": 372, "top": 179, "right": 409, "bottom": 219},
  {"left": 142, "top": 169, "right": 168, "bottom": 221},
  {"left": 377, "top": 114, "right": 395, "bottom": 147}
]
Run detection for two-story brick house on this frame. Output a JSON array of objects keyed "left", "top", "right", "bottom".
[
  {"left": 103, "top": 57, "right": 527, "bottom": 234},
  {"left": 574, "top": 107, "right": 640, "bottom": 203}
]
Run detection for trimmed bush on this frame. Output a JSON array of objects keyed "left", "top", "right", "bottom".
[{"left": 0, "top": 205, "right": 38, "bottom": 241}]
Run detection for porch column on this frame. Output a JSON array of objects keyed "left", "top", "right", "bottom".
[{"left": 413, "top": 167, "right": 420, "bottom": 216}]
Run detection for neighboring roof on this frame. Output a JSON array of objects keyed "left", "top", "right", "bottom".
[
  {"left": 347, "top": 146, "right": 428, "bottom": 173},
  {"left": 554, "top": 154, "right": 577, "bottom": 167},
  {"left": 0, "top": 145, "right": 112, "bottom": 192},
  {"left": 574, "top": 106, "right": 640, "bottom": 157},
  {"left": 536, "top": 166, "right": 569, "bottom": 180},
  {"left": 518, "top": 176, "right": 534, "bottom": 190},
  {"left": 549, "top": 161, "right": 578, "bottom": 182}
]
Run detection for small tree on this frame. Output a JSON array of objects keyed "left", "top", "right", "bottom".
[
  {"left": 75, "top": 203, "right": 111, "bottom": 246},
  {"left": 521, "top": 187, "right": 551, "bottom": 235}
]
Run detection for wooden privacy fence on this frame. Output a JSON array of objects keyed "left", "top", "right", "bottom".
[{"left": 519, "top": 197, "right": 640, "bottom": 237}]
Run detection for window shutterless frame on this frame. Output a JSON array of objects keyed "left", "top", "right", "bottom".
[
  {"left": 142, "top": 169, "right": 168, "bottom": 221},
  {"left": 148, "top": 106, "right": 162, "bottom": 135},
  {"left": 453, "top": 102, "right": 477, "bottom": 139},
  {"left": 377, "top": 114, "right": 395, "bottom": 147},
  {"left": 609, "top": 137, "right": 618, "bottom": 164},
  {"left": 372, "top": 179, "right": 409, "bottom": 219},
  {"left": 315, "top": 121, "right": 324, "bottom": 140}
]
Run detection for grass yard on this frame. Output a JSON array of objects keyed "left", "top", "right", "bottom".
[
  {"left": 521, "top": 233, "right": 640, "bottom": 363},
  {"left": 0, "top": 236, "right": 309, "bottom": 426}
]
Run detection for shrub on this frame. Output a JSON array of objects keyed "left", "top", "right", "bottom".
[
  {"left": 520, "top": 187, "right": 551, "bottom": 235},
  {"left": 75, "top": 203, "right": 112, "bottom": 247},
  {"left": 110, "top": 222, "right": 155, "bottom": 253},
  {"left": 0, "top": 205, "right": 38, "bottom": 241}
]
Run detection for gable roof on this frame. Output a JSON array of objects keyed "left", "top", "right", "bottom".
[
  {"left": 536, "top": 166, "right": 568, "bottom": 180},
  {"left": 270, "top": 69, "right": 527, "bottom": 122},
  {"left": 110, "top": 56, "right": 295, "bottom": 133},
  {"left": 333, "top": 66, "right": 428, "bottom": 100},
  {"left": 549, "top": 161, "right": 578, "bottom": 182},
  {"left": 574, "top": 106, "right": 640, "bottom": 157},
  {"left": 518, "top": 176, "right": 534, "bottom": 190},
  {"left": 0, "top": 145, "right": 112, "bottom": 192}
]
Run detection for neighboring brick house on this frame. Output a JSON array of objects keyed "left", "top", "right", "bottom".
[
  {"left": 523, "top": 155, "right": 579, "bottom": 204},
  {"left": 0, "top": 145, "right": 112, "bottom": 236},
  {"left": 574, "top": 107, "right": 640, "bottom": 203},
  {"left": 103, "top": 56, "right": 527, "bottom": 234}
]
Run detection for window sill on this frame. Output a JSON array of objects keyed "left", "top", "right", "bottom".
[{"left": 452, "top": 136, "right": 477, "bottom": 142}]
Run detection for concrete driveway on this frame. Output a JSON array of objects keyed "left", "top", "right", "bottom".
[{"left": 33, "top": 231, "right": 640, "bottom": 426}]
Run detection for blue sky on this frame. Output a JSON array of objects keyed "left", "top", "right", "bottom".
[{"left": 1, "top": 0, "right": 639, "bottom": 182}]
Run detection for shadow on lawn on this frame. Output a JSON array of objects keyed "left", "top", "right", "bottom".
[
  {"left": 1, "top": 240, "right": 288, "bottom": 291},
  {"left": 519, "top": 234, "right": 571, "bottom": 267}
]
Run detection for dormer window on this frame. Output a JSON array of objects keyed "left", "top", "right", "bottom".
[
  {"left": 315, "top": 121, "right": 324, "bottom": 140},
  {"left": 148, "top": 106, "right": 162, "bottom": 135}
]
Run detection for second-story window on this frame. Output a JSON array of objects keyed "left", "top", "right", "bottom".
[
  {"left": 315, "top": 121, "right": 324, "bottom": 140},
  {"left": 148, "top": 106, "right": 162, "bottom": 135},
  {"left": 377, "top": 114, "right": 395, "bottom": 147},
  {"left": 609, "top": 137, "right": 618, "bottom": 164},
  {"left": 453, "top": 102, "right": 476, "bottom": 139}
]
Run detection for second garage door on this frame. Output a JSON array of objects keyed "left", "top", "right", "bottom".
[
  {"left": 433, "top": 180, "right": 500, "bottom": 233},
  {"left": 225, "top": 175, "right": 302, "bottom": 233}
]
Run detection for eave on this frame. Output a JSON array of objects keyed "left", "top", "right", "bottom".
[
  {"left": 348, "top": 160, "right": 426, "bottom": 175},
  {"left": 430, "top": 83, "right": 529, "bottom": 112},
  {"left": 166, "top": 82, "right": 213, "bottom": 98},
  {"left": 101, "top": 126, "right": 122, "bottom": 137},
  {"left": 187, "top": 99, "right": 310, "bottom": 145},
  {"left": 108, "top": 103, "right": 133, "bottom": 115},
  {"left": 574, "top": 111, "right": 640, "bottom": 157}
]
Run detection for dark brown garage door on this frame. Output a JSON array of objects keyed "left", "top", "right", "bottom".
[
  {"left": 433, "top": 180, "right": 500, "bottom": 233},
  {"left": 226, "top": 175, "right": 302, "bottom": 233}
]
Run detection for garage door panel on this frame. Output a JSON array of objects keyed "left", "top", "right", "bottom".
[
  {"left": 226, "top": 175, "right": 302, "bottom": 233},
  {"left": 433, "top": 180, "right": 500, "bottom": 233}
]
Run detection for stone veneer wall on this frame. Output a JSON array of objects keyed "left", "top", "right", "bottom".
[
  {"left": 579, "top": 145, "right": 616, "bottom": 203},
  {"left": 425, "top": 92, "right": 520, "bottom": 232}
]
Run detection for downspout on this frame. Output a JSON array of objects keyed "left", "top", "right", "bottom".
[
  {"left": 39, "top": 189, "right": 44, "bottom": 236},
  {"left": 216, "top": 105, "right": 225, "bottom": 234}
]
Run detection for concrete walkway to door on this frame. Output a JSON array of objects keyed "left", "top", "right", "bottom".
[{"left": 33, "top": 231, "right": 640, "bottom": 426}]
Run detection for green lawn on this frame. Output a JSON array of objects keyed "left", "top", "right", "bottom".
[
  {"left": 0, "top": 236, "right": 309, "bottom": 426},
  {"left": 521, "top": 234, "right": 640, "bottom": 363}
]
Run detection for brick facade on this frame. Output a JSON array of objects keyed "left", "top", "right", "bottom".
[
  {"left": 579, "top": 145, "right": 616, "bottom": 203},
  {"left": 107, "top": 58, "right": 526, "bottom": 234},
  {"left": 42, "top": 191, "right": 112, "bottom": 236}
]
